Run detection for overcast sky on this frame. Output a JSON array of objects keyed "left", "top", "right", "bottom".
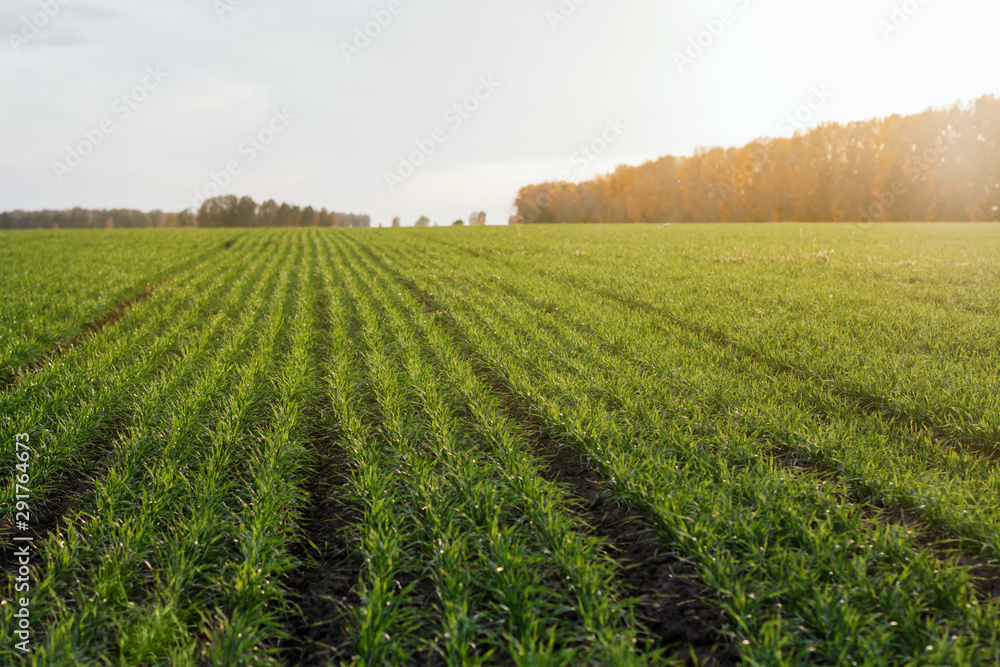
[{"left": 2, "top": 0, "right": 998, "bottom": 226}]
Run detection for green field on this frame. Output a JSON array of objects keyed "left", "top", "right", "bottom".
[{"left": 2, "top": 224, "right": 1000, "bottom": 666}]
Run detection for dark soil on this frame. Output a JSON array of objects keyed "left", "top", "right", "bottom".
[
  {"left": 278, "top": 257, "right": 363, "bottom": 664},
  {"left": 460, "top": 267, "right": 1000, "bottom": 609},
  {"left": 280, "top": 267, "right": 446, "bottom": 665},
  {"left": 969, "top": 563, "right": 1000, "bottom": 600},
  {"left": 395, "top": 277, "right": 739, "bottom": 665},
  {"left": 279, "top": 431, "right": 361, "bottom": 665},
  {"left": 533, "top": 433, "right": 740, "bottom": 665},
  {"left": 868, "top": 501, "right": 1000, "bottom": 603},
  {"left": 0, "top": 424, "right": 125, "bottom": 577}
]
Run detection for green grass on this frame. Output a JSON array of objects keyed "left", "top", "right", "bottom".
[
  {"left": 0, "top": 229, "right": 241, "bottom": 379},
  {"left": 2, "top": 223, "right": 999, "bottom": 665}
]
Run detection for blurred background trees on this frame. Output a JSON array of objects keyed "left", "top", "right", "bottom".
[
  {"left": 0, "top": 197, "right": 372, "bottom": 230},
  {"left": 512, "top": 95, "right": 1000, "bottom": 224}
]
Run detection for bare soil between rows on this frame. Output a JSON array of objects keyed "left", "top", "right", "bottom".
[
  {"left": 534, "top": 433, "right": 740, "bottom": 664},
  {"left": 397, "top": 276, "right": 739, "bottom": 665},
  {"left": 279, "top": 430, "right": 361, "bottom": 665},
  {"left": 0, "top": 424, "right": 125, "bottom": 574},
  {"left": 485, "top": 268, "right": 1000, "bottom": 606}
]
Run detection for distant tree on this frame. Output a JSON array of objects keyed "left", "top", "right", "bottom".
[
  {"left": 392, "top": 216, "right": 401, "bottom": 228},
  {"left": 198, "top": 195, "right": 242, "bottom": 227},
  {"left": 0, "top": 198, "right": 378, "bottom": 231},
  {"left": 415, "top": 216, "right": 430, "bottom": 227},
  {"left": 275, "top": 203, "right": 293, "bottom": 227},
  {"left": 301, "top": 206, "right": 316, "bottom": 227},
  {"left": 236, "top": 196, "right": 258, "bottom": 227},
  {"left": 452, "top": 219, "right": 464, "bottom": 226},
  {"left": 256, "top": 200, "right": 277, "bottom": 226}
]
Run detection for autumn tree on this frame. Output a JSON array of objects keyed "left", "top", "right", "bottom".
[{"left": 512, "top": 95, "right": 1000, "bottom": 224}]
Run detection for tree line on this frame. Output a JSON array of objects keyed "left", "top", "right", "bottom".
[
  {"left": 0, "top": 196, "right": 370, "bottom": 230},
  {"left": 195, "top": 196, "right": 369, "bottom": 228},
  {"left": 0, "top": 208, "right": 170, "bottom": 230},
  {"left": 512, "top": 95, "right": 1000, "bottom": 224}
]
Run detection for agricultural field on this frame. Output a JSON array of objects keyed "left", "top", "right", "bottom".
[
  {"left": 2, "top": 223, "right": 1000, "bottom": 666},
  {"left": 0, "top": 230, "right": 242, "bottom": 385}
]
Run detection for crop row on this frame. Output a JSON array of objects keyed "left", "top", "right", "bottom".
[
  {"left": 4, "top": 225, "right": 998, "bottom": 665},
  {"left": 313, "top": 231, "right": 689, "bottom": 664},
  {"left": 358, "top": 229, "right": 1000, "bottom": 665},
  {"left": 3, "top": 232, "right": 308, "bottom": 663},
  {"left": 6, "top": 231, "right": 704, "bottom": 665},
  {"left": 0, "top": 230, "right": 240, "bottom": 381}
]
